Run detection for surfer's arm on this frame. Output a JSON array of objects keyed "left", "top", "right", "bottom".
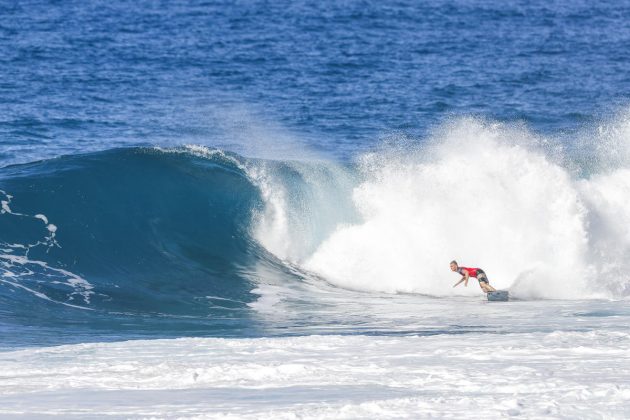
[
  {"left": 462, "top": 269, "right": 469, "bottom": 286},
  {"left": 453, "top": 277, "right": 466, "bottom": 288},
  {"left": 453, "top": 269, "right": 469, "bottom": 288}
]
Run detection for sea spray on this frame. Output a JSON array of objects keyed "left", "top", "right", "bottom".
[
  {"left": 249, "top": 118, "right": 630, "bottom": 299},
  {"left": 299, "top": 120, "right": 590, "bottom": 298}
]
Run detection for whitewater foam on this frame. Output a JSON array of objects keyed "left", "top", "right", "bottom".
[
  {"left": 2, "top": 328, "right": 629, "bottom": 418},
  {"left": 248, "top": 118, "right": 630, "bottom": 300},
  {"left": 0, "top": 189, "right": 93, "bottom": 307}
]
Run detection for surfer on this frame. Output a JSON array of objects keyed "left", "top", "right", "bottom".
[{"left": 450, "top": 260, "right": 496, "bottom": 293}]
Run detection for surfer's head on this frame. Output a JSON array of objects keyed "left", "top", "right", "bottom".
[{"left": 450, "top": 260, "right": 458, "bottom": 271}]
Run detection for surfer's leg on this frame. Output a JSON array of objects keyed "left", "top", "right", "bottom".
[
  {"left": 478, "top": 274, "right": 496, "bottom": 293},
  {"left": 481, "top": 282, "right": 496, "bottom": 293}
]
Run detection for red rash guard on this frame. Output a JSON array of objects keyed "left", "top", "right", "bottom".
[{"left": 458, "top": 267, "right": 482, "bottom": 277}]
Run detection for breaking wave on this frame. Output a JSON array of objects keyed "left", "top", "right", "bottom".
[{"left": 2, "top": 114, "right": 630, "bottom": 323}]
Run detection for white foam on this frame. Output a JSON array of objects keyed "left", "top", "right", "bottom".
[
  {"left": 249, "top": 117, "right": 630, "bottom": 300},
  {"left": 578, "top": 168, "right": 630, "bottom": 296},
  {"left": 34, "top": 214, "right": 48, "bottom": 224},
  {"left": 0, "top": 191, "right": 93, "bottom": 305},
  {"left": 1, "top": 330, "right": 629, "bottom": 418},
  {"left": 307, "top": 120, "right": 590, "bottom": 297},
  {"left": 0, "top": 254, "right": 93, "bottom": 307}
]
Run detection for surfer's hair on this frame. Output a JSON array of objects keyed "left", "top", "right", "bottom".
[{"left": 450, "top": 260, "right": 458, "bottom": 266}]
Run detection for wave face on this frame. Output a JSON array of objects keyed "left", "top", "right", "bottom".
[
  {"left": 0, "top": 146, "right": 357, "bottom": 341},
  {"left": 2, "top": 116, "right": 630, "bottom": 343},
  {"left": 0, "top": 148, "right": 276, "bottom": 327}
]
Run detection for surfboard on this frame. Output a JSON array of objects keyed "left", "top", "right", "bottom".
[{"left": 487, "top": 290, "right": 509, "bottom": 301}]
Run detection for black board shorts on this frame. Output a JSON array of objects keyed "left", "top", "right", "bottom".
[{"left": 477, "top": 270, "right": 489, "bottom": 284}]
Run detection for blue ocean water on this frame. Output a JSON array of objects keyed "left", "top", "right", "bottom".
[
  {"left": 2, "top": 0, "right": 630, "bottom": 348},
  {"left": 3, "top": 0, "right": 630, "bottom": 165}
]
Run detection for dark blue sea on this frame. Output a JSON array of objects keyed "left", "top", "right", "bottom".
[{"left": 2, "top": 0, "right": 630, "bottom": 350}]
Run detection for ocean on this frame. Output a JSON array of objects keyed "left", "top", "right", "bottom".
[{"left": 1, "top": 0, "right": 630, "bottom": 418}]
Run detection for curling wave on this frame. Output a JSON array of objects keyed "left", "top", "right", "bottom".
[{"left": 2, "top": 114, "right": 630, "bottom": 323}]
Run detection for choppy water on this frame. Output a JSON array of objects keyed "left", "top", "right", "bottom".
[{"left": 2, "top": 0, "right": 630, "bottom": 166}]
